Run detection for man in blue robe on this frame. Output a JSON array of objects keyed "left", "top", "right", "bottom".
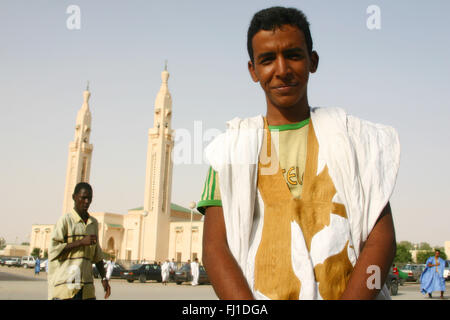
[
  {"left": 34, "top": 257, "right": 41, "bottom": 276},
  {"left": 420, "top": 249, "right": 446, "bottom": 299}
]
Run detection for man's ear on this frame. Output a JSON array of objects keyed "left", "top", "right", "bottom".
[
  {"left": 248, "top": 60, "right": 259, "bottom": 82},
  {"left": 309, "top": 51, "right": 319, "bottom": 73}
]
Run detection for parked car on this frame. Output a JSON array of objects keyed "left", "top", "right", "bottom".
[
  {"left": 400, "top": 264, "right": 425, "bottom": 282},
  {"left": 21, "top": 256, "right": 36, "bottom": 268},
  {"left": 444, "top": 260, "right": 450, "bottom": 281},
  {"left": 4, "top": 257, "right": 21, "bottom": 267},
  {"left": 92, "top": 262, "right": 125, "bottom": 279},
  {"left": 386, "top": 269, "right": 399, "bottom": 296},
  {"left": 0, "top": 257, "right": 9, "bottom": 266},
  {"left": 174, "top": 264, "right": 210, "bottom": 285},
  {"left": 121, "top": 264, "right": 162, "bottom": 283}
]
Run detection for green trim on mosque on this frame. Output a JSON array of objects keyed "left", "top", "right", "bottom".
[
  {"left": 128, "top": 203, "right": 195, "bottom": 214},
  {"left": 106, "top": 223, "right": 123, "bottom": 229}
]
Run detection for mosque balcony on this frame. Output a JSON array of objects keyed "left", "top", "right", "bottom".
[{"left": 81, "top": 144, "right": 93, "bottom": 153}]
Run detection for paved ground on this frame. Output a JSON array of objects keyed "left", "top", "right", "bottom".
[
  {"left": 0, "top": 265, "right": 218, "bottom": 300},
  {"left": 0, "top": 266, "right": 447, "bottom": 300}
]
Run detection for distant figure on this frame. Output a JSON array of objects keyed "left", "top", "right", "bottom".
[
  {"left": 420, "top": 249, "right": 446, "bottom": 299},
  {"left": 392, "top": 264, "right": 399, "bottom": 276},
  {"left": 161, "top": 259, "right": 170, "bottom": 285},
  {"left": 191, "top": 258, "right": 200, "bottom": 286},
  {"left": 169, "top": 258, "right": 177, "bottom": 281},
  {"left": 34, "top": 257, "right": 41, "bottom": 276},
  {"left": 106, "top": 257, "right": 115, "bottom": 281}
]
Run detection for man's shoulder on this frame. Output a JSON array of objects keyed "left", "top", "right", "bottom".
[
  {"left": 225, "top": 114, "right": 264, "bottom": 130},
  {"left": 88, "top": 214, "right": 99, "bottom": 224},
  {"left": 55, "top": 213, "right": 72, "bottom": 227}
]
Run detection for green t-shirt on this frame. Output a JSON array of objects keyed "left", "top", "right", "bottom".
[{"left": 197, "top": 118, "right": 309, "bottom": 214}]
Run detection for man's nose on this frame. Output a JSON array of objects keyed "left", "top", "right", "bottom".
[{"left": 274, "top": 56, "right": 290, "bottom": 78}]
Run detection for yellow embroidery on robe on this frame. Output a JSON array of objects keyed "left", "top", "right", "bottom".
[{"left": 254, "top": 118, "right": 353, "bottom": 300}]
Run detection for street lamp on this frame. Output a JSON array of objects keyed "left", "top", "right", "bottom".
[{"left": 188, "top": 201, "right": 196, "bottom": 261}]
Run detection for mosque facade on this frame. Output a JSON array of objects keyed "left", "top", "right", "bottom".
[{"left": 30, "top": 67, "right": 204, "bottom": 263}]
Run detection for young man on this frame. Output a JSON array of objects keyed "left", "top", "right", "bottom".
[
  {"left": 198, "top": 7, "right": 399, "bottom": 300},
  {"left": 420, "top": 250, "right": 446, "bottom": 299},
  {"left": 48, "top": 182, "right": 111, "bottom": 300}
]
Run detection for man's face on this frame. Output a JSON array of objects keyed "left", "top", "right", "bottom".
[
  {"left": 73, "top": 188, "right": 92, "bottom": 214},
  {"left": 435, "top": 251, "right": 440, "bottom": 258},
  {"left": 248, "top": 25, "right": 318, "bottom": 110}
]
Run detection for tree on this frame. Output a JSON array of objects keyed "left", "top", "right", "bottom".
[
  {"left": 418, "top": 242, "right": 432, "bottom": 250},
  {"left": 0, "top": 237, "right": 6, "bottom": 250},
  {"left": 31, "top": 247, "right": 41, "bottom": 258},
  {"left": 398, "top": 241, "right": 414, "bottom": 251},
  {"left": 21, "top": 242, "right": 30, "bottom": 246},
  {"left": 416, "top": 250, "right": 435, "bottom": 264},
  {"left": 44, "top": 250, "right": 48, "bottom": 259},
  {"left": 395, "top": 243, "right": 412, "bottom": 263}
]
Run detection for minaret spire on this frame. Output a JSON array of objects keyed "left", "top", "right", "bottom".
[
  {"left": 62, "top": 85, "right": 94, "bottom": 214},
  {"left": 142, "top": 65, "right": 175, "bottom": 261}
]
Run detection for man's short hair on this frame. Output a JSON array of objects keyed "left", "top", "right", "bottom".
[
  {"left": 247, "top": 6, "right": 313, "bottom": 63},
  {"left": 73, "top": 182, "right": 92, "bottom": 195},
  {"left": 435, "top": 249, "right": 441, "bottom": 253}
]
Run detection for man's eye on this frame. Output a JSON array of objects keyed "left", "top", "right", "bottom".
[
  {"left": 288, "top": 54, "right": 303, "bottom": 60},
  {"left": 260, "top": 58, "right": 273, "bottom": 65}
]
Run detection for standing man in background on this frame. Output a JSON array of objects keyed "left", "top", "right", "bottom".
[
  {"left": 48, "top": 182, "right": 111, "bottom": 300},
  {"left": 106, "top": 257, "right": 115, "bottom": 281},
  {"left": 191, "top": 258, "right": 200, "bottom": 286},
  {"left": 34, "top": 256, "right": 40, "bottom": 276},
  {"left": 420, "top": 249, "right": 446, "bottom": 299}
]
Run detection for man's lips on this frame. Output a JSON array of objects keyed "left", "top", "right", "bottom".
[{"left": 271, "top": 83, "right": 299, "bottom": 93}]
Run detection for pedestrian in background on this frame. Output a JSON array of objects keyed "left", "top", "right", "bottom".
[
  {"left": 169, "top": 258, "right": 176, "bottom": 281},
  {"left": 106, "top": 257, "right": 115, "bottom": 281},
  {"left": 191, "top": 258, "right": 199, "bottom": 286},
  {"left": 420, "top": 249, "right": 446, "bottom": 299},
  {"left": 34, "top": 256, "right": 41, "bottom": 276},
  {"left": 161, "top": 259, "right": 170, "bottom": 285},
  {"left": 48, "top": 182, "right": 111, "bottom": 300}
]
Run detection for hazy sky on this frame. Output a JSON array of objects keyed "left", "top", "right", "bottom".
[{"left": 1, "top": 0, "right": 449, "bottom": 247}]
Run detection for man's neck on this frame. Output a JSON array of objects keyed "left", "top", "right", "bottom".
[
  {"left": 266, "top": 100, "right": 310, "bottom": 126},
  {"left": 75, "top": 208, "right": 89, "bottom": 222}
]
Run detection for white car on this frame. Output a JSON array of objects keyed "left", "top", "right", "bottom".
[
  {"left": 21, "top": 256, "right": 36, "bottom": 268},
  {"left": 5, "top": 257, "right": 21, "bottom": 267},
  {"left": 444, "top": 260, "right": 450, "bottom": 281}
]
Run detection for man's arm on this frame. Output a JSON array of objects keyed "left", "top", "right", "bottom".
[
  {"left": 340, "top": 202, "right": 396, "bottom": 300},
  {"left": 60, "top": 235, "right": 97, "bottom": 255},
  {"left": 203, "top": 206, "right": 254, "bottom": 300}
]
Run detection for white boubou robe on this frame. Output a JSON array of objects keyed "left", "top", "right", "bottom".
[{"left": 204, "top": 107, "right": 400, "bottom": 300}]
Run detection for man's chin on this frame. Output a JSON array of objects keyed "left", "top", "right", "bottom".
[{"left": 268, "top": 95, "right": 303, "bottom": 110}]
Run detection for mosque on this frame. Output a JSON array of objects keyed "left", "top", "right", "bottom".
[{"left": 29, "top": 67, "right": 204, "bottom": 263}]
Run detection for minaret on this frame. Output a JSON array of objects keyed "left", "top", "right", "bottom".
[
  {"left": 142, "top": 64, "right": 174, "bottom": 261},
  {"left": 62, "top": 83, "right": 94, "bottom": 214}
]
